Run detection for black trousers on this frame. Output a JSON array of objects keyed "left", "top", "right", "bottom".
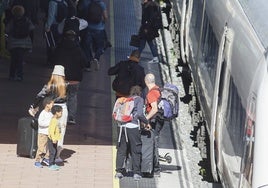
[
  {"left": 151, "top": 119, "right": 164, "bottom": 169},
  {"left": 116, "top": 127, "right": 142, "bottom": 175}
]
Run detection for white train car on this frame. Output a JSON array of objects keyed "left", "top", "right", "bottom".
[{"left": 168, "top": 0, "right": 268, "bottom": 187}]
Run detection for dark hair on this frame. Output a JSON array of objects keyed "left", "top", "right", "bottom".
[
  {"left": 130, "top": 50, "right": 141, "bottom": 59},
  {"left": 51, "top": 105, "right": 63, "bottom": 115},
  {"left": 42, "top": 97, "right": 54, "bottom": 108},
  {"left": 129, "top": 85, "right": 142, "bottom": 96}
]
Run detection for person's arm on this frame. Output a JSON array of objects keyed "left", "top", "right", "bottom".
[
  {"left": 48, "top": 119, "right": 57, "bottom": 143},
  {"left": 107, "top": 63, "right": 120, "bottom": 75},
  {"left": 45, "top": 1, "right": 57, "bottom": 31},
  {"left": 146, "top": 101, "right": 158, "bottom": 120}
]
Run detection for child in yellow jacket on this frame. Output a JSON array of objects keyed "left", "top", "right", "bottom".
[{"left": 48, "top": 105, "right": 62, "bottom": 171}]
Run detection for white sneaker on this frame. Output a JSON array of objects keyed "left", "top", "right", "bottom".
[
  {"left": 91, "top": 58, "right": 100, "bottom": 71},
  {"left": 148, "top": 57, "right": 159, "bottom": 64}
]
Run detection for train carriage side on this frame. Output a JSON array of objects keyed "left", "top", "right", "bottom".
[{"left": 170, "top": 0, "right": 268, "bottom": 187}]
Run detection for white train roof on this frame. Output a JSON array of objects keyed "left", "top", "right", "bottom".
[{"left": 239, "top": 0, "right": 268, "bottom": 48}]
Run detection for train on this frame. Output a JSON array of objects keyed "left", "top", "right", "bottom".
[{"left": 166, "top": 0, "right": 268, "bottom": 187}]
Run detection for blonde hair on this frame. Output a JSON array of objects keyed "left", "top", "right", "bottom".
[{"left": 47, "top": 74, "right": 66, "bottom": 98}]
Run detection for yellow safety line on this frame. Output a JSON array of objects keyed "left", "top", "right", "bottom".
[{"left": 109, "top": 0, "right": 119, "bottom": 188}]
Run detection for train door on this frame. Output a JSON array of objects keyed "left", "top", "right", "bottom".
[{"left": 209, "top": 26, "right": 228, "bottom": 181}]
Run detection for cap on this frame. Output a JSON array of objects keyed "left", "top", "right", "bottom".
[{"left": 52, "top": 65, "right": 65, "bottom": 77}]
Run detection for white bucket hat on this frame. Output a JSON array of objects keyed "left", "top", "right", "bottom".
[{"left": 52, "top": 65, "right": 65, "bottom": 76}]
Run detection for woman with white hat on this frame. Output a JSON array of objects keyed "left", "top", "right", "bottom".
[{"left": 29, "top": 65, "right": 68, "bottom": 163}]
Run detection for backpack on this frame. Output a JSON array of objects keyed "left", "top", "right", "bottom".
[
  {"left": 152, "top": 4, "right": 163, "bottom": 30},
  {"left": 112, "top": 97, "right": 136, "bottom": 123},
  {"left": 12, "top": 17, "right": 30, "bottom": 39},
  {"left": 53, "top": 0, "right": 68, "bottom": 23},
  {"left": 157, "top": 83, "right": 179, "bottom": 120},
  {"left": 87, "top": 1, "right": 103, "bottom": 23},
  {"left": 111, "top": 61, "right": 136, "bottom": 96}
]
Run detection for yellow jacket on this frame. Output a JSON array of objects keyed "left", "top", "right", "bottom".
[{"left": 48, "top": 118, "right": 61, "bottom": 143}]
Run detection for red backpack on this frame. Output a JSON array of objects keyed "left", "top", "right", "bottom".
[{"left": 112, "top": 97, "right": 136, "bottom": 123}]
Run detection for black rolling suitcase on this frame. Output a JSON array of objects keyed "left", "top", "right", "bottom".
[
  {"left": 141, "top": 129, "right": 155, "bottom": 174},
  {"left": 16, "top": 117, "right": 38, "bottom": 158}
]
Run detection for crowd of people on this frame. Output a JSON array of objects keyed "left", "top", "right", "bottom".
[{"left": 1, "top": 0, "right": 166, "bottom": 179}]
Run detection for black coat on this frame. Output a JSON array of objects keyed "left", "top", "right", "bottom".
[
  {"left": 52, "top": 38, "right": 87, "bottom": 82},
  {"left": 108, "top": 60, "right": 146, "bottom": 96},
  {"left": 139, "top": 1, "right": 162, "bottom": 41}
]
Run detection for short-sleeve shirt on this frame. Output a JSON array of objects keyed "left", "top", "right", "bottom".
[{"left": 145, "top": 86, "right": 160, "bottom": 113}]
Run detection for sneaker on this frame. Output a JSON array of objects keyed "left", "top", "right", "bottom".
[
  {"left": 148, "top": 57, "right": 159, "bottom": 64},
  {"left": 15, "top": 76, "right": 23, "bottom": 81},
  {"left": 114, "top": 172, "right": 124, "bottom": 179},
  {"left": 133, "top": 174, "right": 142, "bottom": 181},
  {"left": 68, "top": 118, "right": 76, "bottom": 125},
  {"left": 84, "top": 67, "right": 92, "bottom": 72},
  {"left": 91, "top": 58, "right": 99, "bottom": 71},
  {"left": 48, "top": 164, "right": 60, "bottom": 171},
  {"left": 34, "top": 162, "right": 43, "bottom": 168},
  {"left": 55, "top": 157, "right": 64, "bottom": 163},
  {"left": 42, "top": 158, "right": 49, "bottom": 166}
]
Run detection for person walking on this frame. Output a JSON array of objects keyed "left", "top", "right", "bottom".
[
  {"left": 114, "top": 85, "right": 150, "bottom": 181},
  {"left": 108, "top": 50, "right": 146, "bottom": 99},
  {"left": 52, "top": 30, "right": 87, "bottom": 124},
  {"left": 138, "top": 0, "right": 163, "bottom": 64},
  {"left": 144, "top": 73, "right": 163, "bottom": 176},
  {"left": 5, "top": 5, "right": 34, "bottom": 81},
  {"left": 78, "top": 0, "right": 108, "bottom": 70}
]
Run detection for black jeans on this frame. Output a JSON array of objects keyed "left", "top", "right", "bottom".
[
  {"left": 151, "top": 119, "right": 164, "bottom": 169},
  {"left": 9, "top": 48, "right": 27, "bottom": 79},
  {"left": 116, "top": 127, "right": 142, "bottom": 175}
]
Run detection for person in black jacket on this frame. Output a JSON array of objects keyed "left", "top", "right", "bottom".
[
  {"left": 52, "top": 30, "right": 87, "bottom": 124},
  {"left": 108, "top": 50, "right": 146, "bottom": 99},
  {"left": 138, "top": 0, "right": 162, "bottom": 64}
]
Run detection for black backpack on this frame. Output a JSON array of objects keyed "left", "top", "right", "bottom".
[
  {"left": 53, "top": 0, "right": 68, "bottom": 23},
  {"left": 152, "top": 4, "right": 163, "bottom": 30},
  {"left": 12, "top": 17, "right": 30, "bottom": 39},
  {"left": 112, "top": 61, "right": 135, "bottom": 96},
  {"left": 87, "top": 1, "right": 103, "bottom": 23}
]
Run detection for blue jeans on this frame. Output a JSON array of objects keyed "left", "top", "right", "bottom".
[
  {"left": 138, "top": 38, "right": 158, "bottom": 57},
  {"left": 48, "top": 139, "right": 57, "bottom": 166},
  {"left": 81, "top": 28, "right": 105, "bottom": 63}
]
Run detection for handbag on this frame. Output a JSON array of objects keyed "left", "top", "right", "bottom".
[{"left": 129, "top": 34, "right": 141, "bottom": 47}]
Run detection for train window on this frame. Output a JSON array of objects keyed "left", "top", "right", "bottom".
[
  {"left": 224, "top": 78, "right": 246, "bottom": 158},
  {"left": 199, "top": 14, "right": 219, "bottom": 88},
  {"left": 190, "top": 0, "right": 203, "bottom": 53}
]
